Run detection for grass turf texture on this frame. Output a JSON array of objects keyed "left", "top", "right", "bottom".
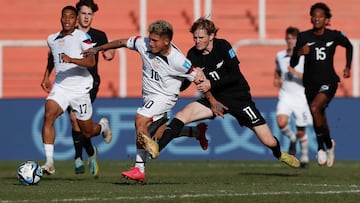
[{"left": 1, "top": 160, "right": 360, "bottom": 202}]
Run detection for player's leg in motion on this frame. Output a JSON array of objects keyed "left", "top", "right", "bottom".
[
  {"left": 41, "top": 100, "right": 64, "bottom": 175},
  {"left": 157, "top": 118, "right": 185, "bottom": 152},
  {"left": 253, "top": 124, "right": 300, "bottom": 168},
  {"left": 310, "top": 93, "right": 335, "bottom": 167},
  {"left": 281, "top": 124, "right": 297, "bottom": 155},
  {"left": 71, "top": 108, "right": 111, "bottom": 176},
  {"left": 122, "top": 114, "right": 159, "bottom": 183},
  {"left": 157, "top": 101, "right": 212, "bottom": 152},
  {"left": 296, "top": 126, "right": 309, "bottom": 168},
  {"left": 69, "top": 109, "right": 86, "bottom": 174},
  {"left": 175, "top": 123, "right": 209, "bottom": 150}
]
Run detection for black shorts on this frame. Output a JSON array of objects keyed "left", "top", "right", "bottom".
[
  {"left": 196, "top": 97, "right": 266, "bottom": 128},
  {"left": 305, "top": 82, "right": 338, "bottom": 104},
  {"left": 89, "top": 81, "right": 100, "bottom": 103}
]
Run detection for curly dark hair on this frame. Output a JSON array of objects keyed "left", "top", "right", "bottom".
[
  {"left": 62, "top": 5, "right": 78, "bottom": 16},
  {"left": 310, "top": 2, "right": 332, "bottom": 19}
]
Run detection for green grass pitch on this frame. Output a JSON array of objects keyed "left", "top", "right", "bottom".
[{"left": 1, "top": 160, "right": 360, "bottom": 202}]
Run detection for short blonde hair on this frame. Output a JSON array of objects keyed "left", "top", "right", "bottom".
[{"left": 148, "top": 20, "right": 174, "bottom": 41}]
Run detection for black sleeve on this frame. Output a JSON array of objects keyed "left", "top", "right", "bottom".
[
  {"left": 290, "top": 34, "right": 303, "bottom": 67},
  {"left": 95, "top": 31, "right": 109, "bottom": 47},
  {"left": 337, "top": 31, "right": 353, "bottom": 68},
  {"left": 209, "top": 40, "right": 242, "bottom": 91}
]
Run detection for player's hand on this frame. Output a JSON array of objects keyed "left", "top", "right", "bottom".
[
  {"left": 343, "top": 68, "right": 351, "bottom": 78},
  {"left": 194, "top": 67, "right": 205, "bottom": 84},
  {"left": 274, "top": 78, "right": 282, "bottom": 88},
  {"left": 298, "top": 44, "right": 310, "bottom": 55},
  {"left": 196, "top": 79, "right": 211, "bottom": 93},
  {"left": 40, "top": 77, "right": 51, "bottom": 93},
  {"left": 210, "top": 100, "right": 228, "bottom": 118},
  {"left": 61, "top": 53, "right": 72, "bottom": 63},
  {"left": 102, "top": 49, "right": 115, "bottom": 61}
]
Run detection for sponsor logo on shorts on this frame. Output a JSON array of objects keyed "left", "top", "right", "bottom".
[{"left": 320, "top": 85, "right": 329, "bottom": 92}]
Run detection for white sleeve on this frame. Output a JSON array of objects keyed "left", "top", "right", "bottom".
[{"left": 126, "top": 36, "right": 142, "bottom": 50}]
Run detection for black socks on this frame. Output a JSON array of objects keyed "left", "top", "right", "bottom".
[
  {"left": 158, "top": 118, "right": 184, "bottom": 152},
  {"left": 72, "top": 130, "right": 83, "bottom": 159},
  {"left": 72, "top": 130, "right": 95, "bottom": 159},
  {"left": 269, "top": 136, "right": 282, "bottom": 159}
]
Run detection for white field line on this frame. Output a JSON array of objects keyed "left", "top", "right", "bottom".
[{"left": 1, "top": 188, "right": 360, "bottom": 202}]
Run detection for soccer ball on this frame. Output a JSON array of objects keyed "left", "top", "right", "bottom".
[{"left": 17, "top": 160, "right": 42, "bottom": 185}]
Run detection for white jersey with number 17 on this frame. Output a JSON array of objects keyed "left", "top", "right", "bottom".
[{"left": 47, "top": 29, "right": 94, "bottom": 93}]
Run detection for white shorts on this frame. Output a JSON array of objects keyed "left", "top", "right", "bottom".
[
  {"left": 47, "top": 84, "right": 93, "bottom": 121},
  {"left": 276, "top": 98, "right": 312, "bottom": 127},
  {"left": 137, "top": 94, "right": 177, "bottom": 122}
]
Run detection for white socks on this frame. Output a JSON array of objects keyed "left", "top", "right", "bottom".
[
  {"left": 44, "top": 144, "right": 54, "bottom": 165},
  {"left": 135, "top": 149, "right": 147, "bottom": 173},
  {"left": 99, "top": 120, "right": 106, "bottom": 135},
  {"left": 299, "top": 134, "right": 309, "bottom": 162},
  {"left": 280, "top": 124, "right": 296, "bottom": 143}
]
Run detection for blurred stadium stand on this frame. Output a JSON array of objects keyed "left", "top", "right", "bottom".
[{"left": 0, "top": 0, "right": 358, "bottom": 98}]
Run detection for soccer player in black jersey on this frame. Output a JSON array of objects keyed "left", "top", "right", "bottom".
[
  {"left": 41, "top": 0, "right": 115, "bottom": 176},
  {"left": 157, "top": 17, "right": 300, "bottom": 168},
  {"left": 290, "top": 2, "right": 353, "bottom": 167}
]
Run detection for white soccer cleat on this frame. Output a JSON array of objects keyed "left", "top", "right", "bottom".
[
  {"left": 326, "top": 139, "right": 336, "bottom": 167},
  {"left": 317, "top": 149, "right": 327, "bottom": 166},
  {"left": 100, "top": 118, "right": 112, "bottom": 143},
  {"left": 41, "top": 163, "right": 55, "bottom": 175}
]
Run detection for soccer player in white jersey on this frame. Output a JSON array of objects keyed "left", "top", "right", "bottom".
[
  {"left": 40, "top": 5, "right": 112, "bottom": 175},
  {"left": 274, "top": 26, "right": 312, "bottom": 168},
  {"left": 83, "top": 20, "right": 214, "bottom": 182},
  {"left": 42, "top": 0, "right": 115, "bottom": 177}
]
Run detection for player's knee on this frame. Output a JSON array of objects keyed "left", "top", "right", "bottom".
[{"left": 81, "top": 130, "right": 92, "bottom": 138}]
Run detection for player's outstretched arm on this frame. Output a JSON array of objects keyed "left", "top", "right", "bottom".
[{"left": 83, "top": 39, "right": 129, "bottom": 55}]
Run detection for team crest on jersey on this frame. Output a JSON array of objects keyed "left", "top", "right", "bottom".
[
  {"left": 326, "top": 41, "right": 334, "bottom": 47},
  {"left": 57, "top": 39, "right": 65, "bottom": 49},
  {"left": 151, "top": 58, "right": 161, "bottom": 69},
  {"left": 228, "top": 48, "right": 236, "bottom": 59},
  {"left": 216, "top": 60, "right": 224, "bottom": 69}
]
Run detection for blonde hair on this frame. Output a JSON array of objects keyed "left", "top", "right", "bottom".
[{"left": 148, "top": 20, "right": 174, "bottom": 40}]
